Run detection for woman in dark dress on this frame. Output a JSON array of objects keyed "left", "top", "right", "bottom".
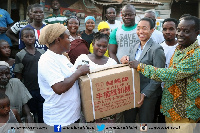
[{"left": 80, "top": 16, "right": 95, "bottom": 49}]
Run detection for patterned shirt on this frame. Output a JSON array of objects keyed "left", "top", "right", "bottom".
[
  {"left": 45, "top": 14, "right": 67, "bottom": 25},
  {"left": 137, "top": 40, "right": 200, "bottom": 122},
  {"left": 10, "top": 20, "right": 29, "bottom": 34}
]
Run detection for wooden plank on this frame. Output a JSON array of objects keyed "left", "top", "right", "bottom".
[
  {"left": 7, "top": 0, "right": 11, "bottom": 15},
  {"left": 114, "top": 0, "right": 123, "bottom": 3}
]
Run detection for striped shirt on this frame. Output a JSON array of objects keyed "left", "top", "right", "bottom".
[
  {"left": 45, "top": 14, "right": 67, "bottom": 25},
  {"left": 10, "top": 20, "right": 29, "bottom": 34}
]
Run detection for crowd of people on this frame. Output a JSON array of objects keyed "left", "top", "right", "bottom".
[{"left": 0, "top": 0, "right": 199, "bottom": 133}]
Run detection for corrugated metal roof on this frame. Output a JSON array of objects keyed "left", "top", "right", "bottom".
[{"left": 91, "top": 0, "right": 163, "bottom": 5}]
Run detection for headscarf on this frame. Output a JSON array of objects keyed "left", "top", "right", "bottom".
[
  {"left": 97, "top": 21, "right": 110, "bottom": 31},
  {"left": 85, "top": 16, "right": 95, "bottom": 23},
  {"left": 0, "top": 61, "right": 9, "bottom": 68},
  {"left": 39, "top": 23, "right": 68, "bottom": 47}
]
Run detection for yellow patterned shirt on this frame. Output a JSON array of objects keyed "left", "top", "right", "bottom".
[{"left": 137, "top": 40, "right": 200, "bottom": 122}]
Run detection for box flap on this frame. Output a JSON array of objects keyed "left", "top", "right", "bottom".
[{"left": 90, "top": 64, "right": 129, "bottom": 74}]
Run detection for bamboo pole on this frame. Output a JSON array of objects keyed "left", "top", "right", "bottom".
[{"left": 7, "top": 0, "right": 11, "bottom": 15}]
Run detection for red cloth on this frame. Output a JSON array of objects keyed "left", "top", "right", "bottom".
[{"left": 68, "top": 39, "right": 89, "bottom": 64}]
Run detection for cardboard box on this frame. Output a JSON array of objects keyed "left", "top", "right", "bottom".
[{"left": 79, "top": 64, "right": 140, "bottom": 122}]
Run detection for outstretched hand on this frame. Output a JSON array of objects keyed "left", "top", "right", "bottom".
[{"left": 120, "top": 55, "right": 129, "bottom": 64}]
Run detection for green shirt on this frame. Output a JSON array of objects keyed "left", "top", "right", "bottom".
[
  {"left": 109, "top": 24, "right": 137, "bottom": 45},
  {"left": 137, "top": 40, "right": 200, "bottom": 122}
]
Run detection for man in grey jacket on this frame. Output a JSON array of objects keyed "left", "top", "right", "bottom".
[{"left": 121, "top": 18, "right": 165, "bottom": 123}]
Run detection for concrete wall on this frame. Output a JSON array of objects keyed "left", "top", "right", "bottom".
[{"left": 155, "top": 3, "right": 171, "bottom": 19}]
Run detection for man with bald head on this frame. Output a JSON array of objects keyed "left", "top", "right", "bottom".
[
  {"left": 109, "top": 4, "right": 140, "bottom": 64},
  {"left": 144, "top": 10, "right": 164, "bottom": 44}
]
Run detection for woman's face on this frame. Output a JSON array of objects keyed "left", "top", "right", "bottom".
[
  {"left": 60, "top": 30, "right": 71, "bottom": 52},
  {"left": 0, "top": 41, "right": 11, "bottom": 58},
  {"left": 67, "top": 18, "right": 79, "bottom": 34},
  {"left": 136, "top": 20, "right": 153, "bottom": 42},
  {"left": 99, "top": 28, "right": 110, "bottom": 36},
  {"left": 85, "top": 19, "right": 95, "bottom": 31},
  {"left": 93, "top": 38, "right": 108, "bottom": 57}
]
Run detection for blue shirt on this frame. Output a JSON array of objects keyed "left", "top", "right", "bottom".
[{"left": 0, "top": 8, "right": 14, "bottom": 46}]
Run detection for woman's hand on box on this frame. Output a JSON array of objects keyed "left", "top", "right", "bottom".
[{"left": 77, "top": 64, "right": 90, "bottom": 76}]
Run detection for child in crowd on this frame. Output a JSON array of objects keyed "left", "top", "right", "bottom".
[
  {"left": 14, "top": 27, "right": 45, "bottom": 123},
  {"left": 89, "top": 21, "right": 110, "bottom": 57},
  {"left": 0, "top": 39, "right": 15, "bottom": 77},
  {"left": 18, "top": 3, "right": 47, "bottom": 51},
  {"left": 0, "top": 93, "right": 22, "bottom": 133},
  {"left": 74, "top": 32, "right": 123, "bottom": 124}
]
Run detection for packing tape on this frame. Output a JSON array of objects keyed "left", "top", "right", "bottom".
[
  {"left": 131, "top": 68, "right": 136, "bottom": 108},
  {"left": 87, "top": 73, "right": 96, "bottom": 120}
]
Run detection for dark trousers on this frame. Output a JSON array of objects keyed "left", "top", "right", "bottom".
[
  {"left": 153, "top": 95, "right": 165, "bottom": 123},
  {"left": 124, "top": 96, "right": 158, "bottom": 123},
  {"left": 27, "top": 89, "right": 44, "bottom": 123}
]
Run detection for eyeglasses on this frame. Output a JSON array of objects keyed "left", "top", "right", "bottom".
[{"left": 122, "top": 13, "right": 136, "bottom": 17}]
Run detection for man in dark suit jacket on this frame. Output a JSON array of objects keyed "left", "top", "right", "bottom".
[{"left": 121, "top": 17, "right": 165, "bottom": 123}]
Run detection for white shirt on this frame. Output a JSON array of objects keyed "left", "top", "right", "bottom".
[
  {"left": 151, "top": 29, "right": 164, "bottom": 44},
  {"left": 197, "top": 35, "right": 200, "bottom": 45},
  {"left": 160, "top": 42, "right": 178, "bottom": 68},
  {"left": 38, "top": 49, "right": 81, "bottom": 126},
  {"left": 106, "top": 20, "right": 121, "bottom": 32},
  {"left": 73, "top": 54, "right": 117, "bottom": 72}
]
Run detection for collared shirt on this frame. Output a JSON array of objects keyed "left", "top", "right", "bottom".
[
  {"left": 135, "top": 39, "right": 149, "bottom": 60},
  {"left": 137, "top": 40, "right": 200, "bottom": 122}
]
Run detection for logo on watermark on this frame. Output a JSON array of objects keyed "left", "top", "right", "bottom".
[
  {"left": 97, "top": 124, "right": 105, "bottom": 132},
  {"left": 54, "top": 125, "right": 61, "bottom": 132},
  {"left": 140, "top": 124, "right": 147, "bottom": 132}
]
